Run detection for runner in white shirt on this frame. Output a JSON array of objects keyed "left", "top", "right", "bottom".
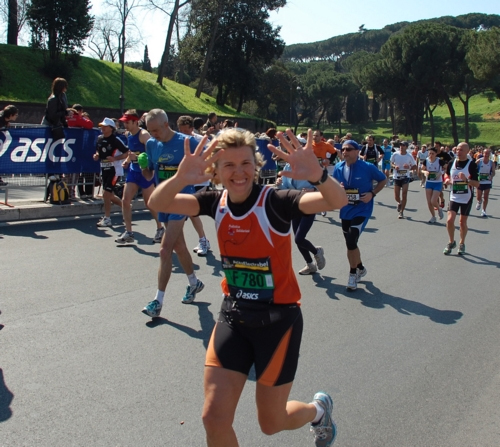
[{"left": 390, "top": 141, "right": 416, "bottom": 219}]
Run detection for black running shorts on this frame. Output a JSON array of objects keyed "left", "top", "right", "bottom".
[{"left": 205, "top": 297, "right": 303, "bottom": 387}]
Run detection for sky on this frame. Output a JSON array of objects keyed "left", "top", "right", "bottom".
[
  {"left": 96, "top": 0, "right": 499, "bottom": 64},
  {"left": 1, "top": 0, "right": 498, "bottom": 63}
]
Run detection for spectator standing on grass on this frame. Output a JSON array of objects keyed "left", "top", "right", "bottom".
[{"left": 0, "top": 105, "right": 19, "bottom": 186}]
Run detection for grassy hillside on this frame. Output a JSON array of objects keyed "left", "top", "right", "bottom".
[
  {"left": 286, "top": 94, "right": 500, "bottom": 147},
  {"left": 0, "top": 44, "right": 248, "bottom": 117}
]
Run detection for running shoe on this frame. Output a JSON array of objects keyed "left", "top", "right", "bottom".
[
  {"left": 193, "top": 238, "right": 211, "bottom": 254},
  {"left": 196, "top": 238, "right": 210, "bottom": 256},
  {"left": 346, "top": 273, "right": 357, "bottom": 291},
  {"left": 443, "top": 241, "right": 456, "bottom": 255},
  {"left": 182, "top": 279, "right": 205, "bottom": 304},
  {"left": 321, "top": 211, "right": 327, "bottom": 217},
  {"left": 458, "top": 243, "right": 466, "bottom": 255},
  {"left": 475, "top": 201, "right": 482, "bottom": 211},
  {"left": 438, "top": 207, "right": 444, "bottom": 220},
  {"left": 314, "top": 247, "right": 326, "bottom": 270},
  {"left": 115, "top": 231, "right": 134, "bottom": 244},
  {"left": 310, "top": 392, "right": 337, "bottom": 447},
  {"left": 397, "top": 203, "right": 401, "bottom": 212},
  {"left": 398, "top": 211, "right": 404, "bottom": 219},
  {"left": 428, "top": 216, "right": 437, "bottom": 224},
  {"left": 481, "top": 210, "right": 487, "bottom": 218},
  {"left": 97, "top": 217, "right": 112, "bottom": 227},
  {"left": 142, "top": 299, "right": 162, "bottom": 318},
  {"left": 356, "top": 267, "right": 367, "bottom": 282},
  {"left": 299, "top": 263, "right": 317, "bottom": 275},
  {"left": 153, "top": 227, "right": 165, "bottom": 243}
]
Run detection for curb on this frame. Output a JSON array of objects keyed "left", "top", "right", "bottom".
[{"left": 0, "top": 198, "right": 148, "bottom": 224}]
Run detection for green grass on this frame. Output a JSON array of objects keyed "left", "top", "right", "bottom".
[
  {"left": 0, "top": 44, "right": 251, "bottom": 117},
  {"left": 281, "top": 93, "right": 500, "bottom": 147}
]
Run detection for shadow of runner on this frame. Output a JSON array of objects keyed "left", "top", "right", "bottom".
[
  {"left": 344, "top": 281, "right": 463, "bottom": 325},
  {"left": 146, "top": 301, "right": 216, "bottom": 350},
  {"left": 0, "top": 368, "right": 14, "bottom": 422}
]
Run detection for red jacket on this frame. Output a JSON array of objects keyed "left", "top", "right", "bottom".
[{"left": 67, "top": 114, "right": 93, "bottom": 129}]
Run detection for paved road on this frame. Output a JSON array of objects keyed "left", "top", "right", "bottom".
[{"left": 1, "top": 182, "right": 500, "bottom": 447}]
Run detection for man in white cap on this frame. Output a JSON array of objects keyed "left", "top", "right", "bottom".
[{"left": 93, "top": 118, "right": 129, "bottom": 227}]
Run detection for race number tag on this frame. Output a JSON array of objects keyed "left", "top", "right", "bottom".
[
  {"left": 479, "top": 173, "right": 490, "bottom": 181},
  {"left": 222, "top": 256, "right": 275, "bottom": 302},
  {"left": 367, "top": 158, "right": 377, "bottom": 165},
  {"left": 397, "top": 169, "right": 408, "bottom": 178},
  {"left": 428, "top": 172, "right": 437, "bottom": 180},
  {"left": 345, "top": 188, "right": 360, "bottom": 205},
  {"left": 157, "top": 164, "right": 178, "bottom": 182},
  {"left": 452, "top": 181, "right": 468, "bottom": 193}
]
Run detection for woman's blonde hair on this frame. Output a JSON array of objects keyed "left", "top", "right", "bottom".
[{"left": 210, "top": 129, "right": 265, "bottom": 184}]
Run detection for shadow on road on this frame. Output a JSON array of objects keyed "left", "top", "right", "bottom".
[
  {"left": 0, "top": 368, "right": 14, "bottom": 422},
  {"left": 343, "top": 281, "right": 463, "bottom": 325},
  {"left": 457, "top": 253, "right": 500, "bottom": 269},
  {"left": 145, "top": 301, "right": 215, "bottom": 350}
]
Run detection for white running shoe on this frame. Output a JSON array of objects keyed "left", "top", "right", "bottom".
[
  {"left": 299, "top": 263, "right": 317, "bottom": 275},
  {"left": 97, "top": 217, "right": 112, "bottom": 227},
  {"left": 481, "top": 210, "right": 487, "bottom": 218},
  {"left": 346, "top": 273, "right": 357, "bottom": 290},
  {"left": 428, "top": 216, "right": 437, "bottom": 224},
  {"left": 438, "top": 207, "right": 444, "bottom": 220},
  {"left": 196, "top": 238, "right": 210, "bottom": 256},
  {"left": 115, "top": 231, "right": 134, "bottom": 243},
  {"left": 475, "top": 201, "right": 481, "bottom": 211}
]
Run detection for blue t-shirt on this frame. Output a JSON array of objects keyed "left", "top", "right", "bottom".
[
  {"left": 128, "top": 131, "right": 146, "bottom": 172},
  {"left": 146, "top": 132, "right": 198, "bottom": 193},
  {"left": 333, "top": 159, "right": 386, "bottom": 220},
  {"left": 381, "top": 145, "right": 392, "bottom": 161}
]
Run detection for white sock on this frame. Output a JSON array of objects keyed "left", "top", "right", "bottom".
[
  {"left": 155, "top": 290, "right": 165, "bottom": 305},
  {"left": 311, "top": 401, "right": 324, "bottom": 424},
  {"left": 187, "top": 273, "right": 198, "bottom": 287}
]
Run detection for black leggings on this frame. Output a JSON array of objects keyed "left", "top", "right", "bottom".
[{"left": 292, "top": 214, "right": 317, "bottom": 264}]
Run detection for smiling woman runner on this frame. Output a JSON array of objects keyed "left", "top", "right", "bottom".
[{"left": 148, "top": 128, "right": 347, "bottom": 447}]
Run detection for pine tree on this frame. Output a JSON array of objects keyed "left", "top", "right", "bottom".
[{"left": 142, "top": 45, "right": 152, "bottom": 73}]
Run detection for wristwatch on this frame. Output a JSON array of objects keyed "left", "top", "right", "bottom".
[{"left": 309, "top": 168, "right": 328, "bottom": 186}]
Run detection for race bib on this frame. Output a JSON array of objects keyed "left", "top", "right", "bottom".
[
  {"left": 367, "top": 158, "right": 377, "bottom": 165},
  {"left": 452, "top": 181, "right": 468, "bottom": 193},
  {"left": 100, "top": 161, "right": 113, "bottom": 168},
  {"left": 345, "top": 188, "right": 360, "bottom": 205},
  {"left": 222, "top": 256, "right": 275, "bottom": 302},
  {"left": 428, "top": 172, "right": 437, "bottom": 180},
  {"left": 157, "top": 164, "right": 178, "bottom": 182},
  {"left": 479, "top": 173, "right": 490, "bottom": 181}
]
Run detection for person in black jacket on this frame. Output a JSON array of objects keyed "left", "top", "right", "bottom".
[{"left": 41, "top": 78, "right": 69, "bottom": 136}]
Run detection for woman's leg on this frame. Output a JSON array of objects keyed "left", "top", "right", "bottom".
[
  {"left": 256, "top": 382, "right": 316, "bottom": 435},
  {"left": 292, "top": 215, "right": 316, "bottom": 263},
  {"left": 202, "top": 367, "right": 247, "bottom": 447}
]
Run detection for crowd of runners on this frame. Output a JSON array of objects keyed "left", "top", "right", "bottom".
[{"left": 90, "top": 108, "right": 496, "bottom": 447}]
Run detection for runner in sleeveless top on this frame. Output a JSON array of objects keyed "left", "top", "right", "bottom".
[
  {"left": 443, "top": 142, "right": 479, "bottom": 255},
  {"left": 421, "top": 147, "right": 445, "bottom": 223},
  {"left": 390, "top": 141, "right": 416, "bottom": 219},
  {"left": 148, "top": 128, "right": 347, "bottom": 447},
  {"left": 115, "top": 109, "right": 164, "bottom": 244},
  {"left": 475, "top": 148, "right": 495, "bottom": 217},
  {"left": 360, "top": 135, "right": 384, "bottom": 168}
]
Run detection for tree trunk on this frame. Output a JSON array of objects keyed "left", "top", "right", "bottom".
[
  {"left": 7, "top": 0, "right": 18, "bottom": 45},
  {"left": 439, "top": 85, "right": 459, "bottom": 145},
  {"left": 236, "top": 89, "right": 244, "bottom": 113},
  {"left": 389, "top": 99, "right": 395, "bottom": 135},
  {"left": 427, "top": 105, "right": 435, "bottom": 146},
  {"left": 458, "top": 93, "right": 470, "bottom": 143},
  {"left": 157, "top": 0, "right": 180, "bottom": 87},
  {"left": 195, "top": 1, "right": 223, "bottom": 98}
]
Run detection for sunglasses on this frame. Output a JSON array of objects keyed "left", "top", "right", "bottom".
[{"left": 342, "top": 147, "right": 357, "bottom": 152}]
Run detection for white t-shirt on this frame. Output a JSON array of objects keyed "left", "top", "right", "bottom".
[{"left": 391, "top": 152, "right": 416, "bottom": 179}]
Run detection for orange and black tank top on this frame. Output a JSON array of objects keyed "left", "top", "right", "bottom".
[{"left": 215, "top": 186, "right": 301, "bottom": 305}]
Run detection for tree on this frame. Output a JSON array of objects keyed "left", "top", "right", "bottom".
[
  {"left": 182, "top": 0, "right": 285, "bottom": 108},
  {"left": 142, "top": 44, "right": 152, "bottom": 71},
  {"left": 0, "top": 0, "right": 29, "bottom": 44},
  {"left": 27, "top": 0, "right": 94, "bottom": 61}
]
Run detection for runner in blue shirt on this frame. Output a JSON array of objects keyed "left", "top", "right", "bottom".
[
  {"left": 333, "top": 140, "right": 387, "bottom": 291},
  {"left": 138, "top": 109, "right": 204, "bottom": 318}
]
